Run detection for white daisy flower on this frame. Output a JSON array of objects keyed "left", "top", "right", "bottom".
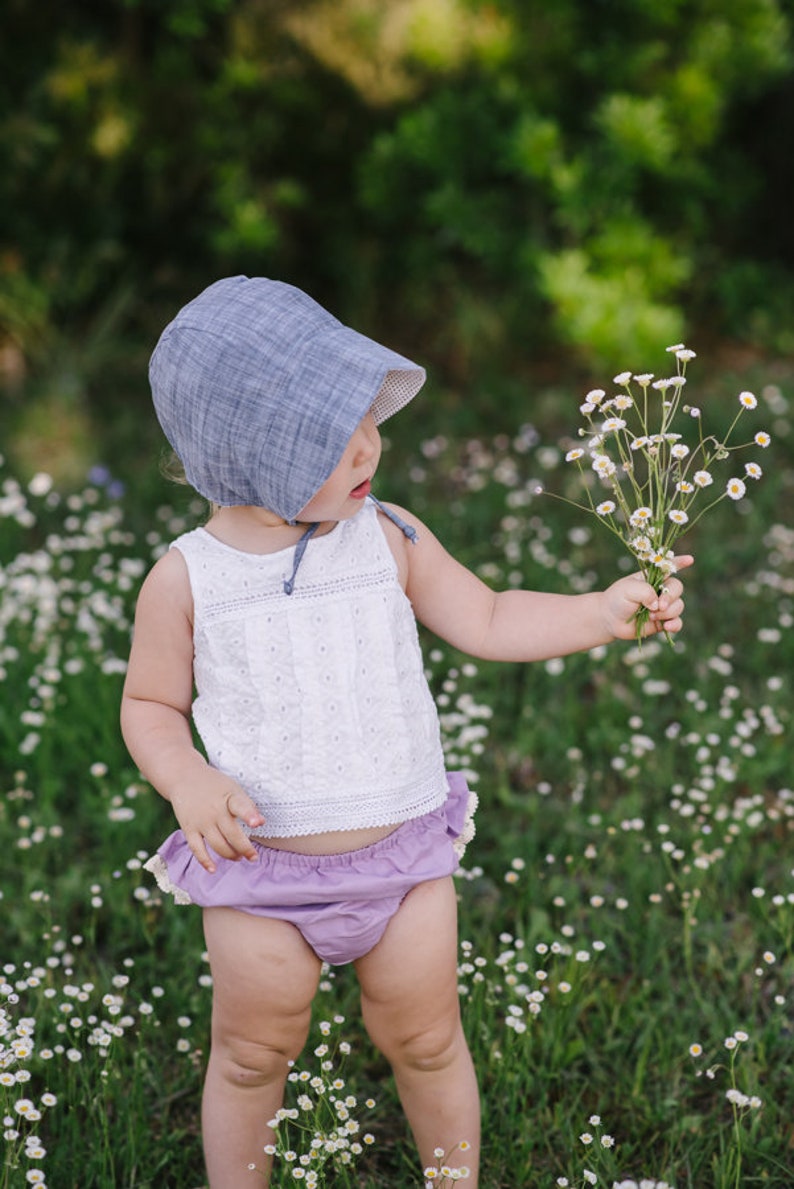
[
  {"left": 726, "top": 478, "right": 746, "bottom": 501},
  {"left": 629, "top": 507, "right": 653, "bottom": 526},
  {"left": 738, "top": 391, "right": 758, "bottom": 409},
  {"left": 592, "top": 456, "right": 617, "bottom": 476}
]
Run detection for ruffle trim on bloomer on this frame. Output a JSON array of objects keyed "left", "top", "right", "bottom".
[
  {"left": 144, "top": 853, "right": 194, "bottom": 905},
  {"left": 452, "top": 788, "right": 479, "bottom": 859}
]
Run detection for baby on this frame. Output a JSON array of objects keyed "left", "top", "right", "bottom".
[{"left": 121, "top": 276, "right": 691, "bottom": 1187}]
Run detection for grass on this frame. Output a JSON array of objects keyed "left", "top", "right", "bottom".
[{"left": 1, "top": 357, "right": 793, "bottom": 1188}]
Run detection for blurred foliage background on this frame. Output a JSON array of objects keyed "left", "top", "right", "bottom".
[{"left": 2, "top": 0, "right": 794, "bottom": 485}]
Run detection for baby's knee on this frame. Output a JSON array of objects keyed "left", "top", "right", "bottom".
[
  {"left": 379, "top": 1017, "right": 465, "bottom": 1075},
  {"left": 213, "top": 1033, "right": 300, "bottom": 1090}
]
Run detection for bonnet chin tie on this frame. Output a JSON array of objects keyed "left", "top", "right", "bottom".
[
  {"left": 283, "top": 522, "right": 321, "bottom": 595},
  {"left": 282, "top": 495, "right": 418, "bottom": 596},
  {"left": 366, "top": 494, "right": 419, "bottom": 544}
]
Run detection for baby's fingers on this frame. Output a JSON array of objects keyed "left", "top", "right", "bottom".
[
  {"left": 225, "top": 787, "right": 266, "bottom": 831},
  {"left": 184, "top": 827, "right": 218, "bottom": 874},
  {"left": 219, "top": 789, "right": 266, "bottom": 862}
]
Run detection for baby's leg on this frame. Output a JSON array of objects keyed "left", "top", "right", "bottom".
[
  {"left": 201, "top": 906, "right": 322, "bottom": 1188},
  {"left": 355, "top": 876, "right": 481, "bottom": 1184}
]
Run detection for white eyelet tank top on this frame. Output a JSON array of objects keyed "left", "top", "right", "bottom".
[{"left": 171, "top": 500, "right": 448, "bottom": 837}]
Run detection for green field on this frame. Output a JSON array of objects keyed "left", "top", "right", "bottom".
[{"left": 2, "top": 358, "right": 793, "bottom": 1188}]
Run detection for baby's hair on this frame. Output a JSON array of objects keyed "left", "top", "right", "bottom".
[
  {"left": 160, "top": 449, "right": 218, "bottom": 516},
  {"left": 160, "top": 447, "right": 188, "bottom": 487}
]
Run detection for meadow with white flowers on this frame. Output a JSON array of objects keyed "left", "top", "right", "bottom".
[{"left": 1, "top": 359, "right": 793, "bottom": 1188}]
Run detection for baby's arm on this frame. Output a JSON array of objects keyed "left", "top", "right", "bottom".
[
  {"left": 381, "top": 505, "right": 692, "bottom": 661},
  {"left": 120, "top": 549, "right": 265, "bottom": 872}
]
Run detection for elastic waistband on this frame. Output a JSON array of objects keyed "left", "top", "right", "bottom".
[{"left": 248, "top": 772, "right": 469, "bottom": 873}]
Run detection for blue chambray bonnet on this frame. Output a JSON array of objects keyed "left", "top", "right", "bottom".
[{"left": 149, "top": 275, "right": 426, "bottom": 523}]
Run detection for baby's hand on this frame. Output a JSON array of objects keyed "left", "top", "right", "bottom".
[
  {"left": 603, "top": 555, "right": 693, "bottom": 641},
  {"left": 170, "top": 769, "right": 266, "bottom": 873}
]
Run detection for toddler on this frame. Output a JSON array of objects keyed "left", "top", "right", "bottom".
[{"left": 121, "top": 276, "right": 691, "bottom": 1188}]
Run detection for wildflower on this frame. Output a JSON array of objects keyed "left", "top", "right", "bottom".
[
  {"left": 592, "top": 455, "right": 617, "bottom": 477},
  {"left": 601, "top": 1135, "right": 615, "bottom": 1148},
  {"left": 689, "top": 1043, "right": 703, "bottom": 1057},
  {"left": 754, "top": 431, "right": 771, "bottom": 447},
  {"left": 724, "top": 1036, "right": 738, "bottom": 1050},
  {"left": 629, "top": 507, "right": 653, "bottom": 526},
  {"left": 580, "top": 1132, "right": 594, "bottom": 1145},
  {"left": 583, "top": 1171, "right": 598, "bottom": 1185},
  {"left": 550, "top": 345, "right": 765, "bottom": 645},
  {"left": 588, "top": 1115, "right": 602, "bottom": 1126}
]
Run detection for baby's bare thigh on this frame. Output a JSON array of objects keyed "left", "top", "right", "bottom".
[{"left": 203, "top": 906, "right": 322, "bottom": 1046}]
